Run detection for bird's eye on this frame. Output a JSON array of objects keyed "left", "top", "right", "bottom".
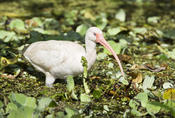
[{"left": 93, "top": 33, "right": 96, "bottom": 36}]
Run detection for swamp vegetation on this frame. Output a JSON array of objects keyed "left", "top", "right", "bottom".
[{"left": 0, "top": 0, "right": 175, "bottom": 117}]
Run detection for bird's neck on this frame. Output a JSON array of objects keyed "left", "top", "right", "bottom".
[{"left": 85, "top": 39, "right": 97, "bottom": 69}]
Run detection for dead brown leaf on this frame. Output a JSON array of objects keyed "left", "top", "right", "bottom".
[
  {"left": 119, "top": 54, "right": 132, "bottom": 63},
  {"left": 132, "top": 73, "right": 143, "bottom": 84},
  {"left": 130, "top": 64, "right": 166, "bottom": 72},
  {"left": 130, "top": 64, "right": 145, "bottom": 70}
]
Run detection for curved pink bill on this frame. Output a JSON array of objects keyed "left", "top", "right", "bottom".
[{"left": 96, "top": 33, "right": 125, "bottom": 77}]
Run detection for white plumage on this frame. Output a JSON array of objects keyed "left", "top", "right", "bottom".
[{"left": 24, "top": 27, "right": 124, "bottom": 87}]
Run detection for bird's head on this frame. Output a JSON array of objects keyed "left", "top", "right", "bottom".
[
  {"left": 85, "top": 27, "right": 125, "bottom": 77},
  {"left": 86, "top": 27, "right": 103, "bottom": 42}
]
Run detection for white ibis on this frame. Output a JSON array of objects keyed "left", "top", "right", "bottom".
[{"left": 24, "top": 27, "right": 125, "bottom": 87}]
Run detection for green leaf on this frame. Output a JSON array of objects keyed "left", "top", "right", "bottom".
[
  {"left": 119, "top": 39, "right": 128, "bottom": 49},
  {"left": 44, "top": 18, "right": 59, "bottom": 30},
  {"left": 150, "top": 101, "right": 175, "bottom": 117},
  {"left": 163, "top": 82, "right": 173, "bottom": 89},
  {"left": 103, "top": 40, "right": 121, "bottom": 55},
  {"left": 107, "top": 27, "right": 121, "bottom": 36},
  {"left": 6, "top": 103, "right": 17, "bottom": 113},
  {"left": 168, "top": 48, "right": 175, "bottom": 60},
  {"left": 103, "top": 105, "right": 109, "bottom": 112},
  {"left": 147, "top": 16, "right": 160, "bottom": 24},
  {"left": 115, "top": 9, "right": 126, "bottom": 22},
  {"left": 56, "top": 107, "right": 77, "bottom": 118},
  {"left": 37, "top": 97, "right": 52, "bottom": 112},
  {"left": 0, "top": 30, "right": 18, "bottom": 42},
  {"left": 66, "top": 75, "right": 75, "bottom": 92},
  {"left": 46, "top": 114, "right": 54, "bottom": 118},
  {"left": 9, "top": 19, "right": 26, "bottom": 33},
  {"left": 9, "top": 93, "right": 36, "bottom": 109},
  {"left": 142, "top": 75, "right": 155, "bottom": 90},
  {"left": 146, "top": 102, "right": 161, "bottom": 114},
  {"left": 95, "top": 13, "right": 107, "bottom": 30},
  {"left": 71, "top": 90, "right": 78, "bottom": 100},
  {"left": 129, "top": 99, "right": 147, "bottom": 117},
  {"left": 97, "top": 52, "right": 107, "bottom": 60},
  {"left": 131, "top": 109, "right": 146, "bottom": 117},
  {"left": 135, "top": 92, "right": 148, "bottom": 108},
  {"left": 7, "top": 107, "right": 34, "bottom": 118},
  {"left": 32, "top": 17, "right": 43, "bottom": 27},
  {"left": 65, "top": 107, "right": 77, "bottom": 118},
  {"left": 133, "top": 27, "right": 147, "bottom": 35},
  {"left": 129, "top": 99, "right": 139, "bottom": 109},
  {"left": 76, "top": 24, "right": 88, "bottom": 36},
  {"left": 119, "top": 76, "right": 129, "bottom": 85},
  {"left": 0, "top": 101, "right": 3, "bottom": 108},
  {"left": 93, "top": 90, "right": 102, "bottom": 99},
  {"left": 80, "top": 94, "right": 91, "bottom": 103},
  {"left": 163, "top": 28, "right": 175, "bottom": 39}
]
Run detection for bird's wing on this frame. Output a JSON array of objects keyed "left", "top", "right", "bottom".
[{"left": 24, "top": 40, "right": 85, "bottom": 72}]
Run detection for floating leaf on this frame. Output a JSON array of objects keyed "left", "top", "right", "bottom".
[
  {"left": 95, "top": 13, "right": 107, "bottom": 30},
  {"left": 9, "top": 19, "right": 26, "bottom": 33},
  {"left": 146, "top": 102, "right": 161, "bottom": 114},
  {"left": 7, "top": 107, "right": 34, "bottom": 118},
  {"left": 108, "top": 62, "right": 114, "bottom": 68},
  {"left": 131, "top": 109, "right": 146, "bottom": 117},
  {"left": 115, "top": 9, "right": 126, "bottom": 22},
  {"left": 119, "top": 39, "right": 128, "bottom": 49},
  {"left": 6, "top": 103, "right": 17, "bottom": 113},
  {"left": 133, "top": 27, "right": 147, "bottom": 35},
  {"left": 142, "top": 75, "right": 155, "bottom": 90},
  {"left": 71, "top": 90, "right": 78, "bottom": 100},
  {"left": 0, "top": 30, "right": 18, "bottom": 42},
  {"left": 83, "top": 10, "right": 95, "bottom": 20},
  {"left": 65, "top": 107, "right": 77, "bottom": 118},
  {"left": 45, "top": 114, "right": 54, "bottom": 118},
  {"left": 135, "top": 92, "right": 148, "bottom": 107},
  {"left": 44, "top": 18, "right": 59, "bottom": 30},
  {"left": 163, "top": 88, "right": 175, "bottom": 100},
  {"left": 76, "top": 24, "right": 88, "bottom": 36},
  {"left": 57, "top": 107, "right": 77, "bottom": 118},
  {"left": 25, "top": 17, "right": 43, "bottom": 27},
  {"left": 37, "top": 97, "right": 52, "bottom": 112},
  {"left": 168, "top": 48, "right": 175, "bottom": 60},
  {"left": 163, "top": 82, "right": 173, "bottom": 89},
  {"left": 0, "top": 101, "right": 3, "bottom": 108},
  {"left": 107, "top": 27, "right": 121, "bottom": 36},
  {"left": 103, "top": 105, "right": 109, "bottom": 113},
  {"left": 150, "top": 101, "right": 175, "bottom": 117},
  {"left": 65, "top": 10, "right": 78, "bottom": 25},
  {"left": 93, "top": 90, "right": 102, "bottom": 99},
  {"left": 147, "top": 16, "right": 160, "bottom": 24},
  {"left": 80, "top": 94, "right": 91, "bottom": 103},
  {"left": 103, "top": 40, "right": 121, "bottom": 55},
  {"left": 8, "top": 93, "right": 36, "bottom": 109},
  {"left": 163, "top": 28, "right": 175, "bottom": 39},
  {"left": 129, "top": 100, "right": 146, "bottom": 117},
  {"left": 6, "top": 93, "right": 37, "bottom": 118},
  {"left": 119, "top": 76, "right": 129, "bottom": 85},
  {"left": 97, "top": 52, "right": 107, "bottom": 60},
  {"left": 129, "top": 99, "right": 139, "bottom": 109}
]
